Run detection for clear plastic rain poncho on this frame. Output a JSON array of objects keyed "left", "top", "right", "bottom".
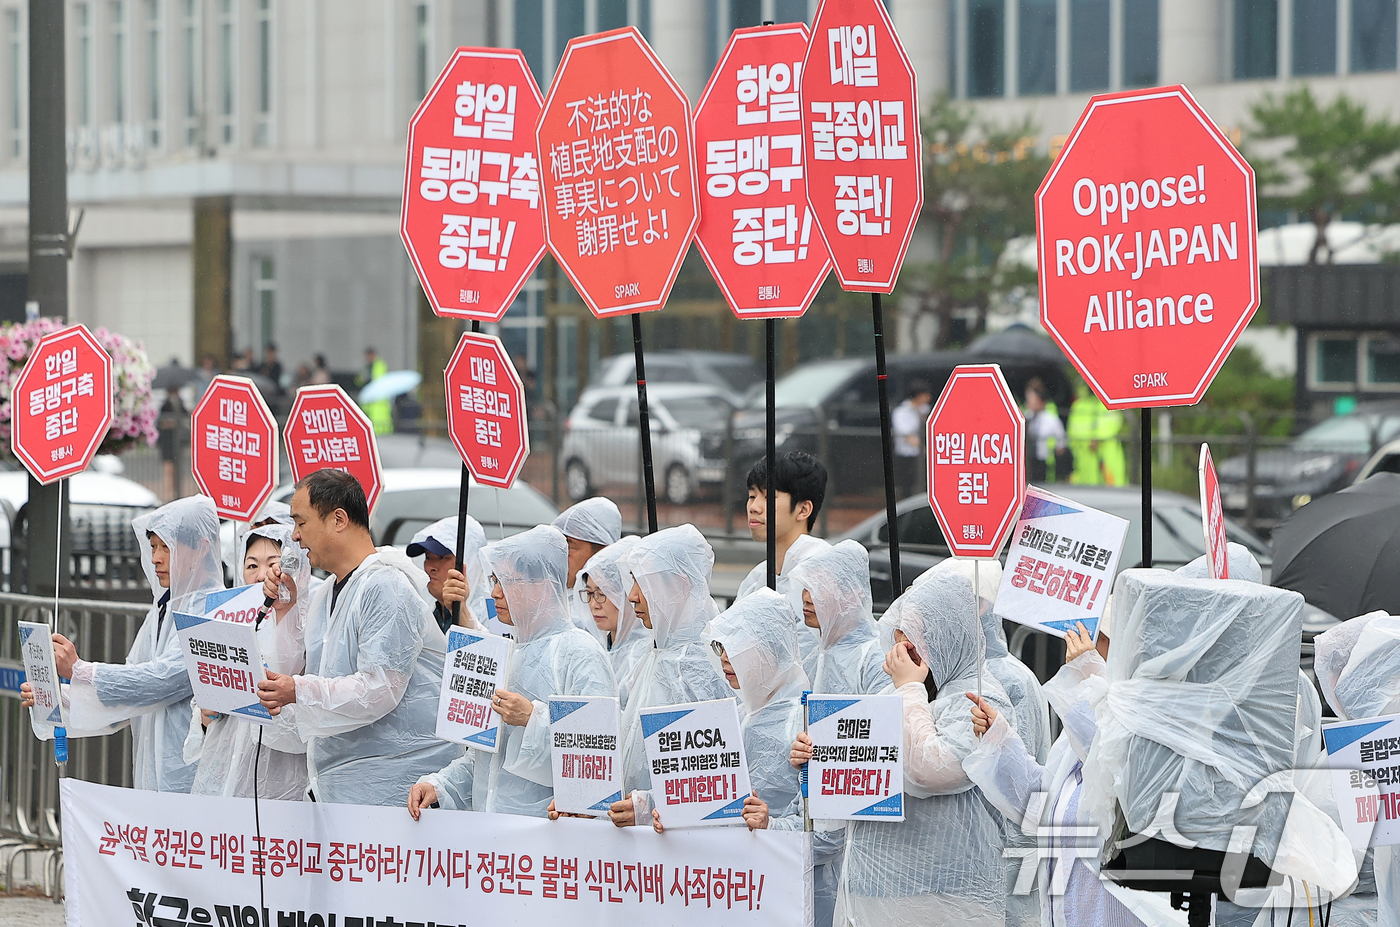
[
  {"left": 736, "top": 532, "right": 829, "bottom": 680},
  {"left": 554, "top": 498, "right": 623, "bottom": 631},
  {"left": 63, "top": 496, "right": 225, "bottom": 792},
  {"left": 1080, "top": 569, "right": 1357, "bottom": 899},
  {"left": 421, "top": 526, "right": 616, "bottom": 817},
  {"left": 839, "top": 571, "right": 1013, "bottom": 927},
  {"left": 409, "top": 515, "right": 489, "bottom": 628},
  {"left": 1175, "top": 541, "right": 1264, "bottom": 584},
  {"left": 185, "top": 524, "right": 310, "bottom": 800},
  {"left": 618, "top": 525, "right": 733, "bottom": 819},
  {"left": 576, "top": 536, "right": 652, "bottom": 711},
  {"left": 289, "top": 546, "right": 463, "bottom": 806},
  {"left": 787, "top": 540, "right": 887, "bottom": 697},
  {"left": 222, "top": 500, "right": 297, "bottom": 580}
]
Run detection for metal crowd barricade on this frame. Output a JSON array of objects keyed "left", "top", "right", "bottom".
[{"left": 0, "top": 591, "right": 149, "bottom": 897}]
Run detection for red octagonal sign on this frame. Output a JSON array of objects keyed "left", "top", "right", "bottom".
[
  {"left": 926, "top": 365, "right": 1025, "bottom": 559},
  {"left": 191, "top": 375, "right": 279, "bottom": 521},
  {"left": 537, "top": 27, "right": 699, "bottom": 318},
  {"left": 402, "top": 48, "right": 546, "bottom": 323},
  {"left": 284, "top": 385, "right": 384, "bottom": 515},
  {"left": 1037, "top": 86, "right": 1258, "bottom": 409},
  {"left": 11, "top": 324, "right": 113, "bottom": 485},
  {"left": 694, "top": 24, "right": 831, "bottom": 319},
  {"left": 445, "top": 332, "right": 529, "bottom": 489}
]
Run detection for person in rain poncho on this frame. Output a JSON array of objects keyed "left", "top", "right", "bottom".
[
  {"left": 221, "top": 500, "right": 296, "bottom": 583},
  {"left": 408, "top": 525, "right": 616, "bottom": 819},
  {"left": 255, "top": 470, "right": 462, "bottom": 805},
  {"left": 837, "top": 572, "right": 1013, "bottom": 927},
  {"left": 607, "top": 525, "right": 733, "bottom": 827},
  {"left": 553, "top": 497, "right": 622, "bottom": 631},
  {"left": 576, "top": 536, "right": 651, "bottom": 711},
  {"left": 184, "top": 524, "right": 310, "bottom": 800},
  {"left": 23, "top": 496, "right": 224, "bottom": 792},
  {"left": 407, "top": 515, "right": 487, "bottom": 632}
]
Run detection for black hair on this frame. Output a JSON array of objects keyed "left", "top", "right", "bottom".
[
  {"left": 745, "top": 450, "right": 828, "bottom": 528},
  {"left": 296, "top": 469, "right": 370, "bottom": 529},
  {"left": 907, "top": 378, "right": 932, "bottom": 399},
  {"left": 923, "top": 674, "right": 938, "bottom": 703}
]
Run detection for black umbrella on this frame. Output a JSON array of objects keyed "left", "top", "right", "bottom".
[
  {"left": 1271, "top": 472, "right": 1400, "bottom": 620},
  {"left": 152, "top": 361, "right": 200, "bottom": 390},
  {"left": 964, "top": 324, "right": 1067, "bottom": 364}
]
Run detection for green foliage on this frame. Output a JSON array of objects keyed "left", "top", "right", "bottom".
[{"left": 1169, "top": 345, "right": 1295, "bottom": 437}]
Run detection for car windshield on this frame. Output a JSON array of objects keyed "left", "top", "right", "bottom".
[
  {"left": 665, "top": 397, "right": 731, "bottom": 429},
  {"left": 370, "top": 485, "right": 559, "bottom": 545},
  {"left": 1293, "top": 414, "right": 1400, "bottom": 453},
  {"left": 763, "top": 359, "right": 865, "bottom": 408},
  {"left": 709, "top": 358, "right": 763, "bottom": 392}
]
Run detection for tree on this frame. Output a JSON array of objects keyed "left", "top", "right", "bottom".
[
  {"left": 1246, "top": 87, "right": 1400, "bottom": 264},
  {"left": 898, "top": 94, "right": 1050, "bottom": 348}
]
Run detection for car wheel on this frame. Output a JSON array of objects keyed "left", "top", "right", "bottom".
[
  {"left": 565, "top": 459, "right": 592, "bottom": 502},
  {"left": 664, "top": 464, "right": 693, "bottom": 506}
]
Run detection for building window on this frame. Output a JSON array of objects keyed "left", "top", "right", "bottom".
[
  {"left": 1018, "top": 0, "right": 1056, "bottom": 95},
  {"left": 1367, "top": 336, "right": 1400, "bottom": 387},
  {"left": 598, "top": 0, "right": 630, "bottom": 30},
  {"left": 773, "top": 0, "right": 807, "bottom": 23},
  {"left": 254, "top": 0, "right": 271, "bottom": 146},
  {"left": 517, "top": 0, "right": 653, "bottom": 85},
  {"left": 255, "top": 257, "right": 275, "bottom": 354},
  {"left": 183, "top": 0, "right": 198, "bottom": 147},
  {"left": 968, "top": 0, "right": 1005, "bottom": 97},
  {"left": 218, "top": 0, "right": 234, "bottom": 146},
  {"left": 112, "top": 1, "right": 128, "bottom": 124},
  {"left": 1293, "top": 0, "right": 1337, "bottom": 75},
  {"left": 146, "top": 0, "right": 161, "bottom": 147},
  {"left": 1312, "top": 334, "right": 1359, "bottom": 387},
  {"left": 1352, "top": 0, "right": 1398, "bottom": 72},
  {"left": 413, "top": 2, "right": 430, "bottom": 99},
  {"left": 77, "top": 3, "right": 92, "bottom": 126},
  {"left": 556, "top": 0, "right": 585, "bottom": 66},
  {"left": 8, "top": 8, "right": 22, "bottom": 159},
  {"left": 1069, "top": 0, "right": 1110, "bottom": 91},
  {"left": 1234, "top": 0, "right": 1278, "bottom": 79},
  {"left": 1123, "top": 0, "right": 1159, "bottom": 87},
  {"left": 517, "top": 0, "right": 544, "bottom": 84}
]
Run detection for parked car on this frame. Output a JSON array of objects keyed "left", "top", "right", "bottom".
[
  {"left": 1354, "top": 435, "right": 1400, "bottom": 483},
  {"left": 1217, "top": 402, "right": 1400, "bottom": 530},
  {"left": 590, "top": 351, "right": 763, "bottom": 408},
  {"left": 562, "top": 384, "right": 733, "bottom": 505},
  {"left": 729, "top": 351, "right": 1074, "bottom": 497},
  {"left": 841, "top": 485, "right": 1273, "bottom": 610}
]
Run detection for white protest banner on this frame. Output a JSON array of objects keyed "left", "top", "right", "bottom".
[
  {"left": 1323, "top": 713, "right": 1399, "bottom": 850},
  {"left": 173, "top": 612, "right": 273, "bottom": 725},
  {"left": 994, "top": 486, "right": 1128, "bottom": 639},
  {"left": 436, "top": 626, "right": 512, "bottom": 751},
  {"left": 18, "top": 620, "right": 64, "bottom": 726},
  {"left": 549, "top": 695, "right": 622, "bottom": 815},
  {"left": 62, "top": 778, "right": 810, "bottom": 927},
  {"left": 1199, "top": 443, "right": 1229, "bottom": 579},
  {"left": 202, "top": 583, "right": 266, "bottom": 625},
  {"left": 642, "top": 698, "right": 750, "bottom": 828},
  {"left": 805, "top": 694, "right": 903, "bottom": 822}
]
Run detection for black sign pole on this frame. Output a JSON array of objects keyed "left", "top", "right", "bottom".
[
  {"left": 872, "top": 293, "right": 903, "bottom": 598},
  {"left": 1141, "top": 408, "right": 1152, "bottom": 568},
  {"left": 452, "top": 320, "right": 481, "bottom": 624},
  {"left": 633, "top": 314, "right": 659, "bottom": 534}
]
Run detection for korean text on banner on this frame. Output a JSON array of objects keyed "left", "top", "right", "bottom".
[
  {"left": 994, "top": 486, "right": 1128, "bottom": 639},
  {"left": 805, "top": 694, "right": 902, "bottom": 822},
  {"left": 174, "top": 612, "right": 272, "bottom": 726},
  {"left": 18, "top": 620, "right": 65, "bottom": 727},
  {"left": 63, "top": 779, "right": 810, "bottom": 927},
  {"left": 1322, "top": 713, "right": 1398, "bottom": 850},
  {"left": 642, "top": 698, "right": 751, "bottom": 828},
  {"left": 549, "top": 695, "right": 622, "bottom": 815},
  {"left": 1199, "top": 443, "right": 1229, "bottom": 580},
  {"left": 436, "top": 627, "right": 512, "bottom": 752}
]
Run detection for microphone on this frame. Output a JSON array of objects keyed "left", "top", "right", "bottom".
[{"left": 258, "top": 543, "right": 306, "bottom": 626}]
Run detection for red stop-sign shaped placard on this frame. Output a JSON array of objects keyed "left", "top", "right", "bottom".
[
  {"left": 1037, "top": 86, "right": 1259, "bottom": 409},
  {"left": 401, "top": 48, "right": 546, "bottom": 323},
  {"left": 284, "top": 385, "right": 384, "bottom": 515},
  {"left": 1198, "top": 443, "right": 1228, "bottom": 580},
  {"left": 11, "top": 324, "right": 113, "bottom": 484},
  {"left": 926, "top": 365, "right": 1026, "bottom": 558},
  {"left": 191, "top": 376, "right": 279, "bottom": 521},
  {"left": 694, "top": 24, "right": 831, "bottom": 319},
  {"left": 537, "top": 27, "right": 700, "bottom": 318},
  {"left": 800, "top": 0, "right": 923, "bottom": 294},
  {"left": 445, "top": 332, "right": 529, "bottom": 489}
]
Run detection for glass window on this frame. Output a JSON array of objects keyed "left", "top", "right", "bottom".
[
  {"left": 968, "top": 0, "right": 1004, "bottom": 97},
  {"left": 1018, "top": 0, "right": 1056, "bottom": 95},
  {"left": 1367, "top": 335, "right": 1400, "bottom": 385},
  {"left": 598, "top": 0, "right": 629, "bottom": 30},
  {"left": 729, "top": 0, "right": 762, "bottom": 29},
  {"left": 664, "top": 397, "right": 732, "bottom": 429},
  {"left": 1313, "top": 336, "right": 1358, "bottom": 385},
  {"left": 637, "top": 0, "right": 651, "bottom": 38},
  {"left": 183, "top": 0, "right": 197, "bottom": 146},
  {"left": 587, "top": 398, "right": 619, "bottom": 424},
  {"left": 77, "top": 3, "right": 92, "bottom": 126},
  {"left": 1352, "top": 0, "right": 1398, "bottom": 72},
  {"left": 1294, "top": 413, "right": 1400, "bottom": 452},
  {"left": 555, "top": 0, "right": 586, "bottom": 66},
  {"left": 8, "top": 9, "right": 22, "bottom": 158},
  {"left": 1234, "top": 0, "right": 1278, "bottom": 78},
  {"left": 769, "top": 359, "right": 865, "bottom": 408},
  {"left": 1123, "top": 0, "right": 1159, "bottom": 86},
  {"left": 255, "top": 257, "right": 275, "bottom": 353},
  {"left": 218, "top": 0, "right": 234, "bottom": 144},
  {"left": 413, "top": 3, "right": 430, "bottom": 99},
  {"left": 146, "top": 0, "right": 160, "bottom": 146},
  {"left": 1293, "top": 0, "right": 1337, "bottom": 74},
  {"left": 254, "top": 0, "right": 271, "bottom": 146},
  {"left": 774, "top": 0, "right": 809, "bottom": 23},
  {"left": 515, "top": 0, "right": 544, "bottom": 84},
  {"left": 1070, "top": 0, "right": 1110, "bottom": 91},
  {"left": 112, "top": 1, "right": 127, "bottom": 124}
]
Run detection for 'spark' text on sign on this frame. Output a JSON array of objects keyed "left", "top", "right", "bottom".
[
  {"left": 642, "top": 698, "right": 751, "bottom": 829},
  {"left": 10, "top": 324, "right": 113, "bottom": 484},
  {"left": 436, "top": 627, "right": 512, "bottom": 752},
  {"left": 693, "top": 24, "right": 830, "bottom": 319},
  {"left": 174, "top": 612, "right": 272, "bottom": 726},
  {"left": 1036, "top": 86, "right": 1258, "bottom": 408},
  {"left": 537, "top": 27, "right": 699, "bottom": 318},
  {"left": 401, "top": 48, "right": 546, "bottom": 323},
  {"left": 926, "top": 364, "right": 1026, "bottom": 558},
  {"left": 805, "top": 694, "right": 903, "bottom": 822},
  {"left": 191, "top": 376, "right": 279, "bottom": 522},
  {"left": 800, "top": 0, "right": 922, "bottom": 293},
  {"left": 444, "top": 332, "right": 530, "bottom": 489},
  {"left": 548, "top": 695, "right": 622, "bottom": 815},
  {"left": 284, "top": 385, "right": 384, "bottom": 515}
]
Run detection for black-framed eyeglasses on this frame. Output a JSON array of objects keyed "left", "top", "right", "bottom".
[
  {"left": 489, "top": 574, "right": 499, "bottom": 588},
  {"left": 710, "top": 639, "right": 726, "bottom": 657},
  {"left": 579, "top": 588, "right": 607, "bottom": 604}
]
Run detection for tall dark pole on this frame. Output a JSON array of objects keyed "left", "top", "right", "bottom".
[
  {"left": 765, "top": 319, "right": 776, "bottom": 590},
  {"left": 632, "top": 314, "right": 658, "bottom": 533},
  {"left": 872, "top": 294, "right": 902, "bottom": 598},
  {"left": 452, "top": 321, "right": 481, "bottom": 624},
  {"left": 1141, "top": 408, "right": 1152, "bottom": 568},
  {"left": 28, "top": 0, "right": 69, "bottom": 596}
]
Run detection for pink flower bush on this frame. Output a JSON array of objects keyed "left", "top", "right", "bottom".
[{"left": 0, "top": 319, "right": 158, "bottom": 459}]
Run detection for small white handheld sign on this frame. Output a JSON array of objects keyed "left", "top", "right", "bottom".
[
  {"left": 435, "top": 627, "right": 512, "bottom": 752},
  {"left": 548, "top": 695, "right": 622, "bottom": 815},
  {"left": 18, "top": 621, "right": 65, "bottom": 726},
  {"left": 805, "top": 694, "right": 904, "bottom": 821},
  {"left": 202, "top": 584, "right": 266, "bottom": 625},
  {"left": 1323, "top": 713, "right": 1398, "bottom": 850},
  {"left": 641, "top": 697, "right": 750, "bottom": 828},
  {"left": 174, "top": 612, "right": 272, "bottom": 725}
]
